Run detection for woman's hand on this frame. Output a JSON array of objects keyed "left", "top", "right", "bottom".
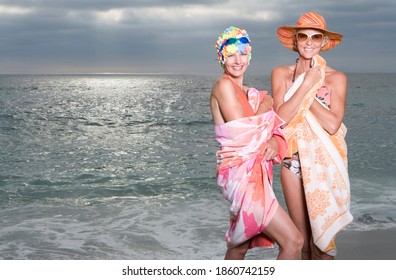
[
  {"left": 303, "top": 65, "right": 322, "bottom": 89},
  {"left": 264, "top": 137, "right": 279, "bottom": 161}
]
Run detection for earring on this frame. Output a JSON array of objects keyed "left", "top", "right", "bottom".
[{"left": 321, "top": 36, "right": 328, "bottom": 48}]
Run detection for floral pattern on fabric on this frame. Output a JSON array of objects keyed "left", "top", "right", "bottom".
[
  {"left": 214, "top": 88, "right": 287, "bottom": 249},
  {"left": 283, "top": 55, "right": 353, "bottom": 256}
]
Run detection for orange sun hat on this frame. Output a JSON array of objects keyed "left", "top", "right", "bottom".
[{"left": 277, "top": 11, "right": 343, "bottom": 52}]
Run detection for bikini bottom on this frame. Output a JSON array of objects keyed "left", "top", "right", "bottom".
[{"left": 282, "top": 151, "right": 302, "bottom": 178}]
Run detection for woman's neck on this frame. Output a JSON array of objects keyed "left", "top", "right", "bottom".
[
  {"left": 292, "top": 57, "right": 312, "bottom": 82},
  {"left": 224, "top": 73, "right": 244, "bottom": 89}
]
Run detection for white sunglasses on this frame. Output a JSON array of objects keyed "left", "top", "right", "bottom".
[{"left": 295, "top": 32, "right": 324, "bottom": 43}]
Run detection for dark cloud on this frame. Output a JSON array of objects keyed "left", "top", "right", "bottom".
[
  {"left": 0, "top": 0, "right": 221, "bottom": 10},
  {"left": 0, "top": 0, "right": 395, "bottom": 74}
]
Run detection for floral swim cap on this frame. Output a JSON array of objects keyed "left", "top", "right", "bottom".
[{"left": 215, "top": 26, "right": 252, "bottom": 67}]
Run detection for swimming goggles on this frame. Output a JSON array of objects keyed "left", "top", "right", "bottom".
[{"left": 218, "top": 37, "right": 250, "bottom": 54}]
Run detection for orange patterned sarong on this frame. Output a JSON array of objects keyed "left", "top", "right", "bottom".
[
  {"left": 283, "top": 55, "right": 353, "bottom": 256},
  {"left": 215, "top": 88, "right": 287, "bottom": 249}
]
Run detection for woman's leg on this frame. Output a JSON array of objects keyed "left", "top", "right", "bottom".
[
  {"left": 281, "top": 166, "right": 312, "bottom": 259},
  {"left": 224, "top": 240, "right": 250, "bottom": 260},
  {"left": 264, "top": 206, "right": 304, "bottom": 259},
  {"left": 310, "top": 238, "right": 335, "bottom": 260}
]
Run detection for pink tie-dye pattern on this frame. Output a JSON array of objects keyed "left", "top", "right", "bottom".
[{"left": 214, "top": 88, "right": 286, "bottom": 248}]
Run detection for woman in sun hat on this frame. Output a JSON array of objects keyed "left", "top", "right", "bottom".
[
  {"left": 210, "top": 26, "right": 304, "bottom": 260},
  {"left": 271, "top": 12, "right": 353, "bottom": 260}
]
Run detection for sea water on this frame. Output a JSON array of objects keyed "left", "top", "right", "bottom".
[{"left": 0, "top": 73, "right": 395, "bottom": 260}]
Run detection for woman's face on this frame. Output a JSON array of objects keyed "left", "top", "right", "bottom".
[
  {"left": 295, "top": 29, "right": 326, "bottom": 58},
  {"left": 223, "top": 52, "right": 249, "bottom": 78}
]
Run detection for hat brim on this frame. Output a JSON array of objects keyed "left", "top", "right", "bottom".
[{"left": 277, "top": 25, "right": 343, "bottom": 52}]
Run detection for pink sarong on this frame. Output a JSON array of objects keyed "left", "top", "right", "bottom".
[
  {"left": 215, "top": 88, "right": 286, "bottom": 248},
  {"left": 283, "top": 55, "right": 353, "bottom": 256}
]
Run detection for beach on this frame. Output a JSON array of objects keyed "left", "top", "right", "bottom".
[
  {"left": 0, "top": 73, "right": 395, "bottom": 260},
  {"left": 336, "top": 228, "right": 396, "bottom": 260}
]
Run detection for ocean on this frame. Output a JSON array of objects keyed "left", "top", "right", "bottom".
[{"left": 0, "top": 73, "right": 395, "bottom": 260}]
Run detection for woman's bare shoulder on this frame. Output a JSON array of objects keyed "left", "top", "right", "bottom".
[
  {"left": 212, "top": 76, "right": 232, "bottom": 93},
  {"left": 325, "top": 66, "right": 347, "bottom": 84},
  {"left": 272, "top": 65, "right": 293, "bottom": 76},
  {"left": 211, "top": 76, "right": 237, "bottom": 103}
]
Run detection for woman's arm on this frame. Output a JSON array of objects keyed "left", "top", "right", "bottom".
[
  {"left": 256, "top": 95, "right": 273, "bottom": 115},
  {"left": 271, "top": 65, "right": 322, "bottom": 125},
  {"left": 210, "top": 77, "right": 246, "bottom": 124},
  {"left": 309, "top": 70, "right": 347, "bottom": 134}
]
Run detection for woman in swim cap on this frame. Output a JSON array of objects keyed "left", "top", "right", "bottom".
[{"left": 210, "top": 26, "right": 303, "bottom": 260}]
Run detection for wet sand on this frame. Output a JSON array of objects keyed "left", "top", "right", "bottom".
[{"left": 336, "top": 228, "right": 396, "bottom": 260}]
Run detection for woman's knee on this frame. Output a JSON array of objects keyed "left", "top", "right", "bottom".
[
  {"left": 280, "top": 231, "right": 304, "bottom": 253},
  {"left": 294, "top": 233, "right": 304, "bottom": 251}
]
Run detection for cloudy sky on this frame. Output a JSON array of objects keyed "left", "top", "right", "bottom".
[{"left": 1, "top": 0, "right": 395, "bottom": 74}]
